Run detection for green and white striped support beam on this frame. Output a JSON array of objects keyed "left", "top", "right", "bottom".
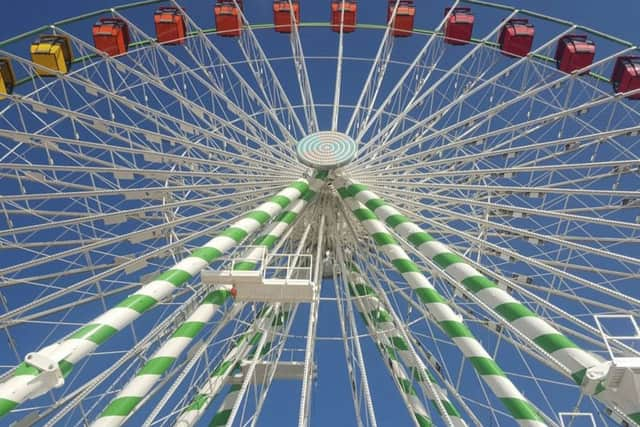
[
  {"left": 341, "top": 179, "right": 640, "bottom": 424},
  {"left": 378, "top": 341, "right": 433, "bottom": 427},
  {"left": 91, "top": 288, "right": 232, "bottom": 427},
  {"left": 339, "top": 179, "right": 602, "bottom": 384},
  {"left": 344, "top": 261, "right": 433, "bottom": 427},
  {"left": 206, "top": 310, "right": 288, "bottom": 427},
  {"left": 174, "top": 321, "right": 268, "bottom": 426},
  {"left": 346, "top": 262, "right": 467, "bottom": 427},
  {"left": 336, "top": 177, "right": 547, "bottom": 427},
  {"left": 206, "top": 383, "right": 242, "bottom": 427},
  {"left": 233, "top": 177, "right": 321, "bottom": 271},
  {"left": 0, "top": 177, "right": 314, "bottom": 419},
  {"left": 177, "top": 308, "right": 286, "bottom": 426},
  {"left": 92, "top": 177, "right": 317, "bottom": 427}
]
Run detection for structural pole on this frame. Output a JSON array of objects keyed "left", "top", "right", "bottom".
[
  {"left": 0, "top": 177, "right": 317, "bottom": 419},
  {"left": 337, "top": 177, "right": 546, "bottom": 427},
  {"left": 344, "top": 260, "right": 467, "bottom": 427},
  {"left": 340, "top": 177, "right": 640, "bottom": 424}
]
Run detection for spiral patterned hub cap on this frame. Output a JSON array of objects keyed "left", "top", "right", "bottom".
[{"left": 296, "top": 131, "right": 357, "bottom": 170}]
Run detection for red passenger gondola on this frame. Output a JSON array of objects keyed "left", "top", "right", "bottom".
[
  {"left": 612, "top": 56, "right": 640, "bottom": 99},
  {"left": 444, "top": 7, "right": 474, "bottom": 45},
  {"left": 92, "top": 18, "right": 130, "bottom": 57},
  {"left": 555, "top": 35, "right": 595, "bottom": 74},
  {"left": 499, "top": 18, "right": 534, "bottom": 57},
  {"left": 387, "top": 0, "right": 415, "bottom": 38},
  {"left": 331, "top": 0, "right": 357, "bottom": 33},
  {"left": 154, "top": 6, "right": 187, "bottom": 45},
  {"left": 273, "top": 1, "right": 300, "bottom": 34},
  {"left": 215, "top": 0, "right": 243, "bottom": 37}
]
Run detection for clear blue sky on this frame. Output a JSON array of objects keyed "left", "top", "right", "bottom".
[{"left": 1, "top": 1, "right": 638, "bottom": 426}]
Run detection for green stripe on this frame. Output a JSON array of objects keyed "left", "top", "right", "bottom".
[
  {"left": 411, "top": 367, "right": 428, "bottom": 382},
  {"left": 100, "top": 396, "right": 142, "bottom": 417},
  {"left": 398, "top": 377, "right": 416, "bottom": 395},
  {"left": 390, "top": 336, "right": 409, "bottom": 350},
  {"left": 432, "top": 252, "right": 464, "bottom": 268},
  {"left": 407, "top": 231, "right": 434, "bottom": 246},
  {"left": 276, "top": 211, "right": 298, "bottom": 224},
  {"left": 172, "top": 321, "right": 205, "bottom": 338},
  {"left": 14, "top": 362, "right": 39, "bottom": 376},
  {"left": 289, "top": 181, "right": 309, "bottom": 194},
  {"left": 414, "top": 287, "right": 446, "bottom": 304},
  {"left": 364, "top": 198, "right": 386, "bottom": 211},
  {"left": 368, "top": 309, "right": 392, "bottom": 323},
  {"left": 382, "top": 344, "right": 398, "bottom": 360},
  {"left": 439, "top": 320, "right": 473, "bottom": 338},
  {"left": 499, "top": 398, "right": 544, "bottom": 421},
  {"left": 70, "top": 323, "right": 118, "bottom": 345},
  {"left": 372, "top": 232, "right": 396, "bottom": 246},
  {"left": 204, "top": 289, "right": 230, "bottom": 305},
  {"left": 571, "top": 368, "right": 586, "bottom": 385},
  {"left": 191, "top": 247, "right": 222, "bottom": 263},
  {"left": 302, "top": 190, "right": 316, "bottom": 201},
  {"left": 629, "top": 413, "right": 640, "bottom": 424},
  {"left": 246, "top": 210, "right": 270, "bottom": 224},
  {"left": 469, "top": 357, "right": 505, "bottom": 376},
  {"left": 156, "top": 269, "right": 192, "bottom": 286},
  {"left": 116, "top": 294, "right": 157, "bottom": 313},
  {"left": 270, "top": 195, "right": 290, "bottom": 208},
  {"left": 494, "top": 302, "right": 535, "bottom": 322},
  {"left": 59, "top": 360, "right": 73, "bottom": 377},
  {"left": 354, "top": 208, "right": 377, "bottom": 221},
  {"left": 187, "top": 394, "right": 208, "bottom": 411},
  {"left": 462, "top": 275, "right": 496, "bottom": 293},
  {"left": 391, "top": 259, "right": 420, "bottom": 273},
  {"left": 221, "top": 227, "right": 248, "bottom": 242},
  {"left": 138, "top": 356, "right": 175, "bottom": 375},
  {"left": 415, "top": 413, "right": 433, "bottom": 427},
  {"left": 233, "top": 260, "right": 257, "bottom": 271},
  {"left": 212, "top": 360, "right": 234, "bottom": 377},
  {"left": 386, "top": 214, "right": 409, "bottom": 228},
  {"left": 348, "top": 183, "right": 368, "bottom": 195},
  {"left": 534, "top": 333, "right": 578, "bottom": 353},
  {"left": 337, "top": 186, "right": 352, "bottom": 198},
  {"left": 0, "top": 398, "right": 17, "bottom": 417},
  {"left": 349, "top": 283, "right": 375, "bottom": 296},
  {"left": 255, "top": 234, "right": 278, "bottom": 248},
  {"left": 441, "top": 400, "right": 461, "bottom": 417},
  {"left": 209, "top": 408, "right": 231, "bottom": 426}
]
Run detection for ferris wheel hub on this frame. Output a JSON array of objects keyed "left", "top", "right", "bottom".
[{"left": 296, "top": 131, "right": 357, "bottom": 170}]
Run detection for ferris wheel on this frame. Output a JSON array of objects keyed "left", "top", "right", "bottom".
[{"left": 0, "top": 0, "right": 639, "bottom": 426}]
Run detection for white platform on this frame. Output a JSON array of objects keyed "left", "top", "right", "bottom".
[{"left": 201, "top": 270, "right": 315, "bottom": 303}]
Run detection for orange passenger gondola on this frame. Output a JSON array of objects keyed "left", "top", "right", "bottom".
[
  {"left": 92, "top": 17, "right": 130, "bottom": 56},
  {"left": 273, "top": 0, "right": 300, "bottom": 33},
  {"left": 555, "top": 35, "right": 595, "bottom": 74},
  {"left": 215, "top": 0, "right": 243, "bottom": 37},
  {"left": 331, "top": 1, "right": 357, "bottom": 33},
  {"left": 612, "top": 56, "right": 640, "bottom": 99},
  {"left": 155, "top": 6, "right": 187, "bottom": 45},
  {"left": 444, "top": 7, "right": 474, "bottom": 45},
  {"left": 387, "top": 0, "right": 415, "bottom": 38},
  {"left": 499, "top": 18, "right": 535, "bottom": 57}
]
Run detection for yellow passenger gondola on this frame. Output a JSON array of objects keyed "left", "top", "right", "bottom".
[
  {"left": 0, "top": 58, "right": 16, "bottom": 98},
  {"left": 30, "top": 35, "right": 73, "bottom": 76}
]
